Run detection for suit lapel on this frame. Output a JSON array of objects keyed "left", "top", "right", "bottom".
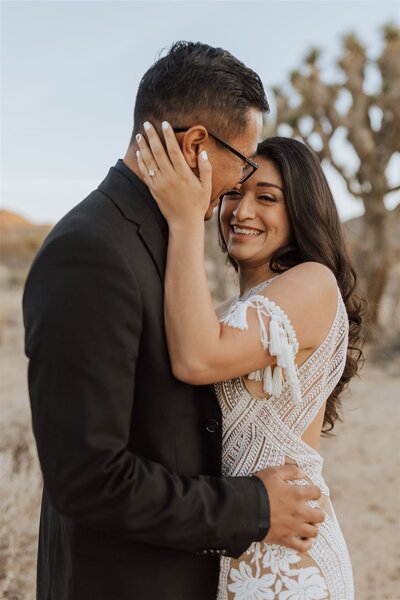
[
  {"left": 98, "top": 167, "right": 167, "bottom": 283},
  {"left": 137, "top": 217, "right": 167, "bottom": 282}
]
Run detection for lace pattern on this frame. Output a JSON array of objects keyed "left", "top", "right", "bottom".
[{"left": 215, "top": 277, "right": 354, "bottom": 600}]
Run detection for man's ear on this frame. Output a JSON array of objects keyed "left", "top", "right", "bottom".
[{"left": 181, "top": 126, "right": 209, "bottom": 168}]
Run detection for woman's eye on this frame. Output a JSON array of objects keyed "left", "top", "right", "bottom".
[{"left": 259, "top": 195, "right": 278, "bottom": 203}]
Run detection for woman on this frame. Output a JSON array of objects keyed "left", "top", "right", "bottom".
[{"left": 136, "top": 124, "right": 363, "bottom": 600}]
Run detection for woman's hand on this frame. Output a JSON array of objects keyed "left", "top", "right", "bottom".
[{"left": 136, "top": 121, "right": 212, "bottom": 227}]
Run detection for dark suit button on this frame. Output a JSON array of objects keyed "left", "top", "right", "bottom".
[{"left": 205, "top": 419, "right": 219, "bottom": 433}]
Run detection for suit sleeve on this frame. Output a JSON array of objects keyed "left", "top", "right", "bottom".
[{"left": 23, "top": 230, "right": 269, "bottom": 557}]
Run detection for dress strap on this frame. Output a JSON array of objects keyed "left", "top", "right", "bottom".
[
  {"left": 238, "top": 275, "right": 280, "bottom": 302},
  {"left": 221, "top": 294, "right": 301, "bottom": 404}
]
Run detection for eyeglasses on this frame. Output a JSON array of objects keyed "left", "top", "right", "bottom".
[{"left": 173, "top": 127, "right": 259, "bottom": 184}]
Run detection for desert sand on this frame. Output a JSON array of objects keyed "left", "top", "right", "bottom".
[{"left": 1, "top": 278, "right": 399, "bottom": 599}]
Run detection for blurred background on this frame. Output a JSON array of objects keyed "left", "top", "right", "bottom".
[{"left": 1, "top": 1, "right": 399, "bottom": 598}]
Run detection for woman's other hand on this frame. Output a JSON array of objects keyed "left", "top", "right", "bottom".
[{"left": 136, "top": 121, "right": 212, "bottom": 227}]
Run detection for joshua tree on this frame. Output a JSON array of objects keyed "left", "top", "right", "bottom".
[{"left": 266, "top": 24, "right": 400, "bottom": 325}]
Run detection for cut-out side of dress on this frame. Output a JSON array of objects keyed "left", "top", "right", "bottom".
[{"left": 215, "top": 277, "right": 354, "bottom": 600}]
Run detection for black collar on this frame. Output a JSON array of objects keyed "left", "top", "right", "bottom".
[{"left": 114, "top": 159, "right": 168, "bottom": 238}]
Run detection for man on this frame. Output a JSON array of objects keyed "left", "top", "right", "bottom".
[{"left": 23, "top": 41, "right": 324, "bottom": 600}]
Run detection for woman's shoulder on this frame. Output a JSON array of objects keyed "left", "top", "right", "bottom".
[
  {"left": 271, "top": 262, "right": 338, "bottom": 299},
  {"left": 281, "top": 261, "right": 336, "bottom": 282},
  {"left": 258, "top": 263, "right": 339, "bottom": 348}
]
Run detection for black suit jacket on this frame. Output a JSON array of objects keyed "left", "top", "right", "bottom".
[{"left": 23, "top": 165, "right": 266, "bottom": 600}]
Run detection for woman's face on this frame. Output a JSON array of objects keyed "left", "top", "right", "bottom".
[{"left": 219, "top": 157, "right": 291, "bottom": 270}]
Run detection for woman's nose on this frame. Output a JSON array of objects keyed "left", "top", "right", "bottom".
[{"left": 233, "top": 195, "right": 256, "bottom": 220}]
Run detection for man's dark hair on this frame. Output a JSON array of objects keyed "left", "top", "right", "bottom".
[{"left": 131, "top": 41, "right": 269, "bottom": 143}]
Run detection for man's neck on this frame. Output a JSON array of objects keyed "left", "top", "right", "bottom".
[{"left": 123, "top": 147, "right": 144, "bottom": 181}]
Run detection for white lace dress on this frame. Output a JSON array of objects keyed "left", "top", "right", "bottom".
[{"left": 215, "top": 278, "right": 354, "bottom": 600}]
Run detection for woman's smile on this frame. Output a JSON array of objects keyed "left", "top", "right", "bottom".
[{"left": 230, "top": 224, "right": 265, "bottom": 239}]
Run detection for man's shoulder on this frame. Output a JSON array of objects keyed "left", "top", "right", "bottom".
[
  {"left": 31, "top": 166, "right": 161, "bottom": 281},
  {"left": 48, "top": 183, "right": 136, "bottom": 245},
  {"left": 53, "top": 165, "right": 154, "bottom": 239},
  {"left": 29, "top": 195, "right": 130, "bottom": 281}
]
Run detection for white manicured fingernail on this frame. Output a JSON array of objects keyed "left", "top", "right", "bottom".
[
  {"left": 200, "top": 150, "right": 208, "bottom": 160},
  {"left": 143, "top": 121, "right": 151, "bottom": 131},
  {"left": 136, "top": 150, "right": 141, "bottom": 158},
  {"left": 162, "top": 121, "right": 170, "bottom": 130}
]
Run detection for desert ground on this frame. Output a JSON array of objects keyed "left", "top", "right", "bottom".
[{"left": 0, "top": 210, "right": 399, "bottom": 599}]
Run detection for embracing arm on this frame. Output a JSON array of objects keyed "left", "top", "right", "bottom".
[{"left": 165, "top": 229, "right": 337, "bottom": 384}]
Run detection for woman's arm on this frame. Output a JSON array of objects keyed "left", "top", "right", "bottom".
[
  {"left": 164, "top": 238, "right": 337, "bottom": 385},
  {"left": 136, "top": 122, "right": 338, "bottom": 385}
]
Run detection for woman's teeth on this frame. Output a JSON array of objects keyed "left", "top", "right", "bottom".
[{"left": 232, "top": 226, "right": 262, "bottom": 236}]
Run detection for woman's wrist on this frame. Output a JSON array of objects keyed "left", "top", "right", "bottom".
[{"left": 168, "top": 216, "right": 205, "bottom": 235}]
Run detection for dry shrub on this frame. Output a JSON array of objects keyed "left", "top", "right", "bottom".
[
  {"left": 0, "top": 395, "right": 42, "bottom": 600},
  {"left": 0, "top": 312, "right": 6, "bottom": 347}
]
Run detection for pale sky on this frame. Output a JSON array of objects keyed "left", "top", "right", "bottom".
[{"left": 1, "top": 0, "right": 399, "bottom": 224}]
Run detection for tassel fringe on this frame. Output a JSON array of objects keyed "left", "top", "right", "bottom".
[{"left": 222, "top": 294, "right": 301, "bottom": 404}]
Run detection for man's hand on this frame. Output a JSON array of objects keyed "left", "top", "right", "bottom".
[{"left": 255, "top": 464, "right": 325, "bottom": 553}]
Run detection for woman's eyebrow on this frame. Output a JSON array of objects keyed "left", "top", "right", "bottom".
[{"left": 255, "top": 181, "right": 284, "bottom": 193}]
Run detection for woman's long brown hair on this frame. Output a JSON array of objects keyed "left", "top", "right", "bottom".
[{"left": 218, "top": 136, "right": 365, "bottom": 433}]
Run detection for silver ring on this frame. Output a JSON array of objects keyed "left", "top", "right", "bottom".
[{"left": 148, "top": 168, "right": 158, "bottom": 177}]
